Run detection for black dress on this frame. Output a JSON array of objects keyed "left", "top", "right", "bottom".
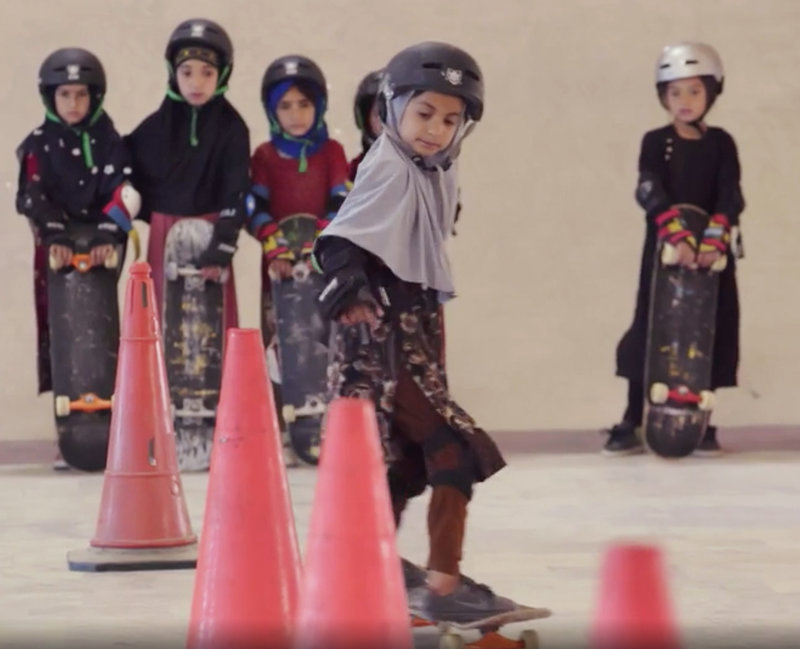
[{"left": 616, "top": 125, "right": 745, "bottom": 389}]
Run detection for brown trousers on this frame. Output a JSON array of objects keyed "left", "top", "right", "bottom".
[{"left": 389, "top": 367, "right": 471, "bottom": 575}]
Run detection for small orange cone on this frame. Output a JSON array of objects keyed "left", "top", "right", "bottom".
[
  {"left": 67, "top": 261, "right": 197, "bottom": 571},
  {"left": 590, "top": 543, "right": 681, "bottom": 649},
  {"left": 186, "top": 328, "right": 301, "bottom": 649},
  {"left": 294, "top": 397, "right": 412, "bottom": 649}
]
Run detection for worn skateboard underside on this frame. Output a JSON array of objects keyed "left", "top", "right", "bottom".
[{"left": 163, "top": 219, "right": 223, "bottom": 472}]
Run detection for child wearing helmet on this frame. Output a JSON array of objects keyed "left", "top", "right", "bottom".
[
  {"left": 349, "top": 68, "right": 384, "bottom": 181},
  {"left": 126, "top": 18, "right": 250, "bottom": 328},
  {"left": 246, "top": 55, "right": 350, "bottom": 456},
  {"left": 16, "top": 47, "right": 139, "bottom": 403},
  {"left": 315, "top": 42, "right": 545, "bottom": 625},
  {"left": 607, "top": 42, "right": 745, "bottom": 457}
]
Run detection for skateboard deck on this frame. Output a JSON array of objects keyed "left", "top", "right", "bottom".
[
  {"left": 163, "top": 218, "right": 225, "bottom": 472},
  {"left": 643, "top": 204, "right": 724, "bottom": 458},
  {"left": 48, "top": 227, "right": 120, "bottom": 472},
  {"left": 270, "top": 213, "right": 329, "bottom": 465},
  {"left": 412, "top": 605, "right": 550, "bottom": 649}
]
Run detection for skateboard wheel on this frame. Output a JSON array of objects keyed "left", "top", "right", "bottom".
[
  {"left": 661, "top": 243, "right": 680, "bottom": 266},
  {"left": 649, "top": 383, "right": 669, "bottom": 404},
  {"left": 699, "top": 390, "right": 715, "bottom": 411},
  {"left": 710, "top": 255, "right": 728, "bottom": 272},
  {"left": 54, "top": 395, "right": 71, "bottom": 417},
  {"left": 110, "top": 393, "right": 115, "bottom": 410},
  {"left": 104, "top": 249, "right": 119, "bottom": 269},
  {"left": 292, "top": 263, "right": 310, "bottom": 282},
  {"left": 48, "top": 253, "right": 62, "bottom": 271},
  {"left": 520, "top": 630, "right": 540, "bottom": 649},
  {"left": 282, "top": 404, "right": 296, "bottom": 424},
  {"left": 439, "top": 633, "right": 465, "bottom": 649},
  {"left": 165, "top": 261, "right": 179, "bottom": 282},
  {"left": 219, "top": 268, "right": 230, "bottom": 284}
]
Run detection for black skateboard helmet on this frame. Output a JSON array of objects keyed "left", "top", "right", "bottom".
[
  {"left": 379, "top": 42, "right": 484, "bottom": 122},
  {"left": 39, "top": 48, "right": 106, "bottom": 95},
  {"left": 353, "top": 69, "right": 384, "bottom": 131},
  {"left": 261, "top": 55, "right": 327, "bottom": 111},
  {"left": 165, "top": 18, "right": 233, "bottom": 85}
]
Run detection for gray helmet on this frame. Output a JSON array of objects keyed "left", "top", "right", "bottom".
[
  {"left": 656, "top": 42, "right": 724, "bottom": 94},
  {"left": 380, "top": 42, "right": 484, "bottom": 122}
]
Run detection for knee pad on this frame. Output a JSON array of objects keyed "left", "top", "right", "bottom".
[{"left": 423, "top": 425, "right": 475, "bottom": 501}]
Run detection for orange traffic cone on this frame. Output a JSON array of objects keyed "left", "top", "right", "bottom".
[
  {"left": 186, "top": 328, "right": 302, "bottom": 649},
  {"left": 67, "top": 261, "right": 197, "bottom": 571},
  {"left": 294, "top": 397, "right": 412, "bottom": 649},
  {"left": 590, "top": 543, "right": 681, "bottom": 649}
]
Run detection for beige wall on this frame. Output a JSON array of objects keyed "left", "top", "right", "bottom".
[{"left": 1, "top": 0, "right": 798, "bottom": 441}]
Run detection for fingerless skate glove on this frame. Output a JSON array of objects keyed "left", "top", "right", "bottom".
[
  {"left": 199, "top": 216, "right": 240, "bottom": 268},
  {"left": 699, "top": 213, "right": 731, "bottom": 254},
  {"left": 261, "top": 225, "right": 295, "bottom": 262},
  {"left": 655, "top": 208, "right": 697, "bottom": 248},
  {"left": 317, "top": 268, "right": 377, "bottom": 321}
]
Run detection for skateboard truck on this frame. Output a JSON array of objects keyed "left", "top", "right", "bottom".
[
  {"left": 173, "top": 397, "right": 216, "bottom": 419},
  {"left": 649, "top": 383, "right": 714, "bottom": 411},
  {"left": 164, "top": 262, "right": 230, "bottom": 284},
  {"left": 54, "top": 392, "right": 114, "bottom": 417},
  {"left": 49, "top": 250, "right": 119, "bottom": 272},
  {"left": 439, "top": 629, "right": 539, "bottom": 649},
  {"left": 282, "top": 396, "right": 326, "bottom": 424}
]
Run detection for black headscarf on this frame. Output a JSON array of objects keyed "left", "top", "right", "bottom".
[
  {"left": 16, "top": 111, "right": 131, "bottom": 218},
  {"left": 126, "top": 92, "right": 250, "bottom": 222}
]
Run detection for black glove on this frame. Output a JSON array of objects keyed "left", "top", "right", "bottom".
[
  {"left": 317, "top": 267, "right": 377, "bottom": 321},
  {"left": 199, "top": 216, "right": 240, "bottom": 267},
  {"left": 24, "top": 197, "right": 70, "bottom": 246},
  {"left": 199, "top": 236, "right": 237, "bottom": 268},
  {"left": 92, "top": 218, "right": 128, "bottom": 247}
]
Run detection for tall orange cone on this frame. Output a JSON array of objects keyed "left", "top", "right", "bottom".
[
  {"left": 67, "top": 261, "right": 197, "bottom": 571},
  {"left": 590, "top": 543, "right": 681, "bottom": 649},
  {"left": 294, "top": 397, "right": 412, "bottom": 649},
  {"left": 186, "top": 328, "right": 302, "bottom": 649}
]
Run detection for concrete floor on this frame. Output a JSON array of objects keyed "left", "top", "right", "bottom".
[{"left": 1, "top": 434, "right": 799, "bottom": 649}]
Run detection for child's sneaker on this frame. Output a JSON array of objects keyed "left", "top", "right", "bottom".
[
  {"left": 602, "top": 423, "right": 644, "bottom": 456},
  {"left": 420, "top": 577, "right": 517, "bottom": 625},
  {"left": 52, "top": 452, "right": 70, "bottom": 472},
  {"left": 401, "top": 558, "right": 428, "bottom": 615},
  {"left": 694, "top": 425, "right": 723, "bottom": 457}
]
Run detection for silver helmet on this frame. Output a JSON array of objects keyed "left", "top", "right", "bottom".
[{"left": 656, "top": 42, "right": 724, "bottom": 92}]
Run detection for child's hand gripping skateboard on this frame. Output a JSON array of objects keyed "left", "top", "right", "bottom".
[
  {"left": 49, "top": 244, "right": 118, "bottom": 272},
  {"left": 656, "top": 205, "right": 728, "bottom": 272}
]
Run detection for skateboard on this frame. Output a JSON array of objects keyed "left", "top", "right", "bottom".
[
  {"left": 643, "top": 203, "right": 726, "bottom": 458},
  {"left": 48, "top": 227, "right": 121, "bottom": 472},
  {"left": 163, "top": 218, "right": 227, "bottom": 472},
  {"left": 270, "top": 213, "right": 329, "bottom": 465},
  {"left": 411, "top": 605, "right": 550, "bottom": 649}
]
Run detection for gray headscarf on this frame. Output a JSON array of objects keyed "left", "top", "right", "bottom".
[{"left": 316, "top": 92, "right": 472, "bottom": 302}]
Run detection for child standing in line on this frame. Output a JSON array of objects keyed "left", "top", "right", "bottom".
[
  {"left": 349, "top": 68, "right": 384, "bottom": 181},
  {"left": 16, "top": 48, "right": 139, "bottom": 468},
  {"left": 246, "top": 54, "right": 350, "bottom": 461},
  {"left": 606, "top": 42, "right": 745, "bottom": 457},
  {"left": 315, "top": 42, "right": 545, "bottom": 624},
  {"left": 127, "top": 18, "right": 250, "bottom": 327}
]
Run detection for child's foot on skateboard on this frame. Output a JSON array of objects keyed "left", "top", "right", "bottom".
[
  {"left": 601, "top": 423, "right": 644, "bottom": 456},
  {"left": 421, "top": 577, "right": 519, "bottom": 626},
  {"left": 402, "top": 558, "right": 428, "bottom": 616},
  {"left": 693, "top": 425, "right": 723, "bottom": 457}
]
